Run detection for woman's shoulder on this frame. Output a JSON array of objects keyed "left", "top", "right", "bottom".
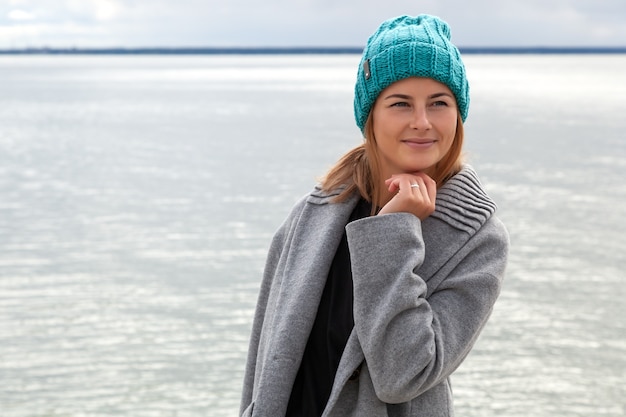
[
  {"left": 306, "top": 184, "right": 349, "bottom": 205},
  {"left": 279, "top": 186, "right": 347, "bottom": 220},
  {"left": 279, "top": 185, "right": 359, "bottom": 226}
]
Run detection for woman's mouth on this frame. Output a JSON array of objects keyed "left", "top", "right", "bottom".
[{"left": 401, "top": 139, "right": 437, "bottom": 149}]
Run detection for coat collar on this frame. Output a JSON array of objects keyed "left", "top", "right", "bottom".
[
  {"left": 431, "top": 165, "right": 497, "bottom": 234},
  {"left": 307, "top": 165, "right": 496, "bottom": 234}
]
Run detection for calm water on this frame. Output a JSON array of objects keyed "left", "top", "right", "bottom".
[{"left": 0, "top": 54, "right": 625, "bottom": 417}]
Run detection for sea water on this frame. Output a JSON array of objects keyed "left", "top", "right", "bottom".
[{"left": 0, "top": 54, "right": 625, "bottom": 416}]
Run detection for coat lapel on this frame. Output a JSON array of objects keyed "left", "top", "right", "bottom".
[{"left": 253, "top": 189, "right": 360, "bottom": 416}]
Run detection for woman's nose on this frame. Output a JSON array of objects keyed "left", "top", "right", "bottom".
[{"left": 409, "top": 108, "right": 432, "bottom": 130}]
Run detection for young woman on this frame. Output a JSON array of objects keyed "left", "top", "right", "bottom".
[{"left": 240, "top": 14, "right": 509, "bottom": 417}]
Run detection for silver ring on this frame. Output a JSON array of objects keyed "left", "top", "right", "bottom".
[{"left": 410, "top": 183, "right": 419, "bottom": 189}]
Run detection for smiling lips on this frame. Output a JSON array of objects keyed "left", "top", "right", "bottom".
[{"left": 401, "top": 139, "right": 438, "bottom": 149}]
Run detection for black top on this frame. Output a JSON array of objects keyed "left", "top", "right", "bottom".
[{"left": 286, "top": 198, "right": 371, "bottom": 417}]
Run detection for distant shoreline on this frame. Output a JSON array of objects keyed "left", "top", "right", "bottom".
[{"left": 1, "top": 46, "right": 626, "bottom": 55}]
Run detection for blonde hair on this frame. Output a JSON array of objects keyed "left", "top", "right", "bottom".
[{"left": 320, "top": 113, "right": 464, "bottom": 214}]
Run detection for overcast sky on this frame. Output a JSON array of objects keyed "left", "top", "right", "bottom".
[{"left": 1, "top": 0, "right": 626, "bottom": 49}]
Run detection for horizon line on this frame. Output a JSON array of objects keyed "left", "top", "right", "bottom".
[{"left": 1, "top": 46, "right": 626, "bottom": 55}]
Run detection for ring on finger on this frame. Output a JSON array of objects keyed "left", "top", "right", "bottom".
[{"left": 410, "top": 183, "right": 419, "bottom": 189}]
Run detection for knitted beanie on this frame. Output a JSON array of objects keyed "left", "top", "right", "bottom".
[{"left": 354, "top": 14, "right": 470, "bottom": 133}]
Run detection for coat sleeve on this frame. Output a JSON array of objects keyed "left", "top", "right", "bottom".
[{"left": 345, "top": 212, "right": 509, "bottom": 404}]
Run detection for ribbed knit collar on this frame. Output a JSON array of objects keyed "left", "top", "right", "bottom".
[{"left": 432, "top": 165, "right": 497, "bottom": 234}]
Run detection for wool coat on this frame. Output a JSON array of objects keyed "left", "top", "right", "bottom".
[{"left": 240, "top": 165, "right": 509, "bottom": 417}]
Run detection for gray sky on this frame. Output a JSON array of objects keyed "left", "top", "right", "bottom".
[{"left": 1, "top": 0, "right": 626, "bottom": 48}]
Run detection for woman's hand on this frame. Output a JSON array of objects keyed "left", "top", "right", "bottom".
[{"left": 378, "top": 172, "right": 437, "bottom": 220}]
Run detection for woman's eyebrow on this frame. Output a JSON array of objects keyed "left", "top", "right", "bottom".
[
  {"left": 383, "top": 92, "right": 454, "bottom": 100},
  {"left": 383, "top": 93, "right": 412, "bottom": 100},
  {"left": 429, "top": 92, "right": 455, "bottom": 99}
]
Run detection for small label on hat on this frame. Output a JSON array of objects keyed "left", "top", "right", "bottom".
[{"left": 364, "top": 59, "right": 371, "bottom": 80}]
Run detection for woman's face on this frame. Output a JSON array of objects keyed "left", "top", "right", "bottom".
[{"left": 371, "top": 77, "right": 458, "bottom": 179}]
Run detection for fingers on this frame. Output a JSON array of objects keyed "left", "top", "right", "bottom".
[
  {"left": 386, "top": 173, "right": 435, "bottom": 197},
  {"left": 411, "top": 173, "right": 436, "bottom": 202},
  {"left": 397, "top": 175, "right": 418, "bottom": 196},
  {"left": 379, "top": 173, "right": 437, "bottom": 220}
]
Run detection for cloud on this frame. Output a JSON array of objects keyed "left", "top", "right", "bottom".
[
  {"left": 0, "top": 0, "right": 129, "bottom": 47},
  {"left": 435, "top": 0, "right": 626, "bottom": 46},
  {"left": 0, "top": 0, "right": 625, "bottom": 48},
  {"left": 8, "top": 9, "right": 34, "bottom": 20}
]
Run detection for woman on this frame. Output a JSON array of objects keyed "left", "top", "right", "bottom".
[{"left": 240, "top": 14, "right": 509, "bottom": 417}]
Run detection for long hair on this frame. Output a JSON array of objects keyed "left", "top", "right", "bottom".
[{"left": 320, "top": 113, "right": 465, "bottom": 214}]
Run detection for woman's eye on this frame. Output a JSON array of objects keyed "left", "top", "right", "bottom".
[
  {"left": 432, "top": 100, "right": 449, "bottom": 107},
  {"left": 391, "top": 102, "right": 410, "bottom": 107}
]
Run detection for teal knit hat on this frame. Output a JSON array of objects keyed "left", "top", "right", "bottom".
[{"left": 354, "top": 14, "right": 470, "bottom": 133}]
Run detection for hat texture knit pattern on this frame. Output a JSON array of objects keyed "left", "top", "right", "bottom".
[{"left": 354, "top": 14, "right": 470, "bottom": 133}]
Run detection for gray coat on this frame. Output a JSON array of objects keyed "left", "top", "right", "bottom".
[{"left": 240, "top": 165, "right": 509, "bottom": 417}]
